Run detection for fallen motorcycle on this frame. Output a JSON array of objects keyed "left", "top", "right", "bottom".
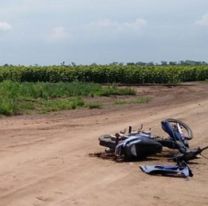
[{"left": 98, "top": 118, "right": 208, "bottom": 177}]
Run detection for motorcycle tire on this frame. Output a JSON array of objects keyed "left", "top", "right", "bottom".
[
  {"left": 165, "top": 118, "right": 193, "bottom": 140},
  {"left": 99, "top": 134, "right": 117, "bottom": 150}
]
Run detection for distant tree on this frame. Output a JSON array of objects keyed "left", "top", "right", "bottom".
[
  {"left": 71, "top": 62, "right": 76, "bottom": 67},
  {"left": 161, "top": 61, "right": 167, "bottom": 66},
  {"left": 179, "top": 60, "right": 186, "bottom": 65},
  {"left": 169, "top": 61, "right": 177, "bottom": 65},
  {"left": 60, "top": 61, "right": 65, "bottom": 66},
  {"left": 201, "top": 61, "right": 208, "bottom": 65},
  {"left": 91, "top": 63, "right": 97, "bottom": 66},
  {"left": 146, "top": 62, "right": 154, "bottom": 66},
  {"left": 136, "top": 61, "right": 146, "bottom": 66},
  {"left": 127, "top": 62, "right": 135, "bottom": 66},
  {"left": 110, "top": 62, "right": 119, "bottom": 65}
]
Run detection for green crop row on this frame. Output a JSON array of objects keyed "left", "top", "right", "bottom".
[{"left": 0, "top": 65, "right": 208, "bottom": 84}]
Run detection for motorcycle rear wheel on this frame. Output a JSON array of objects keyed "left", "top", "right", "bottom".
[{"left": 99, "top": 134, "right": 117, "bottom": 150}]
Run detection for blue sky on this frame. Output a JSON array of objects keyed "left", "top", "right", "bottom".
[{"left": 0, "top": 0, "right": 208, "bottom": 65}]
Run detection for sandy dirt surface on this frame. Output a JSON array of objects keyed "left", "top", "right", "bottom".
[{"left": 0, "top": 82, "right": 208, "bottom": 206}]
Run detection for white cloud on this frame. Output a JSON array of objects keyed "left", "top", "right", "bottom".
[
  {"left": 0, "top": 21, "right": 12, "bottom": 31},
  {"left": 195, "top": 14, "right": 208, "bottom": 26},
  {"left": 85, "top": 18, "right": 147, "bottom": 32},
  {"left": 48, "top": 26, "right": 70, "bottom": 42},
  {"left": 122, "top": 18, "right": 147, "bottom": 30}
]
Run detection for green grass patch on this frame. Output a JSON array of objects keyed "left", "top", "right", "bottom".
[
  {"left": 41, "top": 97, "right": 85, "bottom": 112},
  {"left": 0, "top": 81, "right": 135, "bottom": 115},
  {"left": 114, "top": 97, "right": 151, "bottom": 105},
  {"left": 86, "top": 102, "right": 102, "bottom": 109},
  {"left": 97, "top": 86, "right": 136, "bottom": 96}
]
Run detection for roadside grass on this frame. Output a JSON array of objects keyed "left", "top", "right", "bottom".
[
  {"left": 41, "top": 97, "right": 85, "bottom": 112},
  {"left": 86, "top": 102, "right": 102, "bottom": 109},
  {"left": 97, "top": 87, "right": 136, "bottom": 96},
  {"left": 114, "top": 97, "right": 151, "bottom": 105},
  {"left": 0, "top": 81, "right": 136, "bottom": 115}
]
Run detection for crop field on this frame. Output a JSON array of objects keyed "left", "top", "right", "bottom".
[
  {"left": 0, "top": 65, "right": 208, "bottom": 84},
  {"left": 0, "top": 65, "right": 207, "bottom": 116}
]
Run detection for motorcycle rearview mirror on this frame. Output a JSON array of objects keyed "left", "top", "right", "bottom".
[{"left": 128, "top": 126, "right": 132, "bottom": 134}]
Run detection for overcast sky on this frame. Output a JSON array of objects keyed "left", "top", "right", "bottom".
[{"left": 0, "top": 0, "right": 208, "bottom": 65}]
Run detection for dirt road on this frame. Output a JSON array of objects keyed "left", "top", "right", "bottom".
[{"left": 0, "top": 83, "right": 208, "bottom": 206}]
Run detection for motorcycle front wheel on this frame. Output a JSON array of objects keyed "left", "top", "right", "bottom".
[{"left": 165, "top": 118, "right": 193, "bottom": 140}]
